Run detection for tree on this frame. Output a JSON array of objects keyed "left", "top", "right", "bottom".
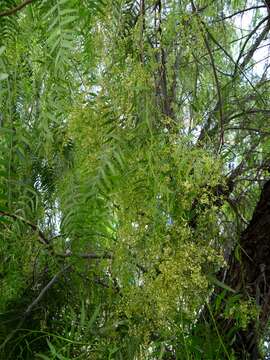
[{"left": 0, "top": 0, "right": 270, "bottom": 359}]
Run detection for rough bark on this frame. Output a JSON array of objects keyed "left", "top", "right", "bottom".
[{"left": 215, "top": 179, "right": 270, "bottom": 359}]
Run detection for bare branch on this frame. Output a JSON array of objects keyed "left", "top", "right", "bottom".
[
  {"left": 227, "top": 108, "right": 270, "bottom": 121},
  {"left": 240, "top": 23, "right": 270, "bottom": 70},
  {"left": 227, "top": 141, "right": 260, "bottom": 182},
  {"left": 0, "top": 265, "right": 71, "bottom": 350},
  {"left": 0, "top": 0, "right": 35, "bottom": 17},
  {"left": 26, "top": 266, "right": 71, "bottom": 315},
  {"left": 234, "top": 16, "right": 270, "bottom": 74},
  {"left": 226, "top": 127, "right": 270, "bottom": 135},
  {"left": 202, "top": 20, "right": 269, "bottom": 99},
  {"left": 217, "top": 6, "right": 266, "bottom": 22}
]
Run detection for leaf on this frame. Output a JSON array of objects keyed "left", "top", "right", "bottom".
[
  {"left": 37, "top": 354, "right": 51, "bottom": 360},
  {"left": 43, "top": 4, "right": 58, "bottom": 19},
  {"left": 46, "top": 339, "right": 57, "bottom": 355},
  {"left": 86, "top": 305, "right": 101, "bottom": 330},
  {"left": 61, "top": 16, "right": 78, "bottom": 27},
  {"left": 80, "top": 301, "right": 86, "bottom": 328},
  {"left": 0, "top": 73, "right": 8, "bottom": 81},
  {"left": 59, "top": 9, "right": 77, "bottom": 16},
  {"left": 206, "top": 274, "right": 236, "bottom": 294},
  {"left": 0, "top": 216, "right": 10, "bottom": 223},
  {"left": 0, "top": 46, "right": 6, "bottom": 56},
  {"left": 56, "top": 354, "right": 69, "bottom": 360}
]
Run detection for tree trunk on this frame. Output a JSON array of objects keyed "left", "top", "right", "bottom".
[{"left": 214, "top": 179, "right": 270, "bottom": 359}]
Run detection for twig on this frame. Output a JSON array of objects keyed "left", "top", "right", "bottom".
[
  {"left": 227, "top": 141, "right": 261, "bottom": 182},
  {"left": 0, "top": 0, "right": 35, "bottom": 17},
  {"left": 198, "top": 21, "right": 268, "bottom": 127},
  {"left": 0, "top": 210, "right": 49, "bottom": 245},
  {"left": 26, "top": 266, "right": 71, "bottom": 315},
  {"left": 225, "top": 127, "right": 270, "bottom": 135},
  {"left": 227, "top": 198, "right": 249, "bottom": 225},
  {"left": 56, "top": 251, "right": 112, "bottom": 259},
  {"left": 227, "top": 108, "right": 270, "bottom": 122},
  {"left": 217, "top": 6, "right": 266, "bottom": 22}
]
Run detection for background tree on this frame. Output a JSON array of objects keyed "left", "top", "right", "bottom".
[{"left": 0, "top": 0, "right": 270, "bottom": 359}]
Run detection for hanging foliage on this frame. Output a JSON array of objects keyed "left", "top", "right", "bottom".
[{"left": 0, "top": 0, "right": 270, "bottom": 359}]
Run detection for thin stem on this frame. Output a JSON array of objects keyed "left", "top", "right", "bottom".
[
  {"left": 0, "top": 210, "right": 49, "bottom": 245},
  {"left": 217, "top": 5, "right": 266, "bottom": 22}
]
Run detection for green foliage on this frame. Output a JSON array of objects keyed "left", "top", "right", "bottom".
[{"left": 0, "top": 0, "right": 269, "bottom": 359}]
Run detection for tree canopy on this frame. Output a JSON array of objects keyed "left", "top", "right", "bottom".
[{"left": 0, "top": 0, "right": 270, "bottom": 359}]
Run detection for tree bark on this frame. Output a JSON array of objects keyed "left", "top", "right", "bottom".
[{"left": 214, "top": 179, "right": 270, "bottom": 359}]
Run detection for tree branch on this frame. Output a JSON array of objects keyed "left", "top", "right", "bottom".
[
  {"left": 0, "top": 0, "right": 35, "bottom": 17},
  {"left": 0, "top": 265, "right": 71, "bottom": 350},
  {"left": 217, "top": 5, "right": 266, "bottom": 22},
  {"left": 227, "top": 108, "right": 270, "bottom": 121},
  {"left": 225, "top": 126, "right": 270, "bottom": 135},
  {"left": 227, "top": 141, "right": 261, "bottom": 183},
  {"left": 0, "top": 210, "right": 49, "bottom": 245},
  {"left": 234, "top": 16, "right": 270, "bottom": 75},
  {"left": 240, "top": 22, "right": 270, "bottom": 70}
]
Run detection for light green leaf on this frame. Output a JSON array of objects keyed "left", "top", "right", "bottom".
[
  {"left": 207, "top": 274, "right": 236, "bottom": 293},
  {"left": 0, "top": 46, "right": 5, "bottom": 56},
  {"left": 0, "top": 73, "right": 8, "bottom": 81}
]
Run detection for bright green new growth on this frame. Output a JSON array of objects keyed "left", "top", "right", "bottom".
[{"left": 0, "top": 0, "right": 270, "bottom": 359}]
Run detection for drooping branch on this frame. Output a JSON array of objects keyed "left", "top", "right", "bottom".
[{"left": 0, "top": 0, "right": 35, "bottom": 17}]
